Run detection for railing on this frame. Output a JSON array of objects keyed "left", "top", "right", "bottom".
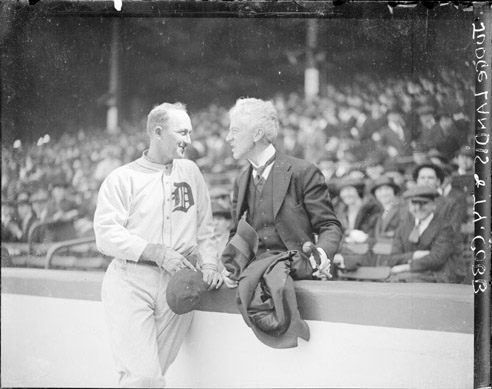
[{"left": 44, "top": 236, "right": 97, "bottom": 269}]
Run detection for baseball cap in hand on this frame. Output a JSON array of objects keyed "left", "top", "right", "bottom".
[{"left": 166, "top": 268, "right": 207, "bottom": 315}]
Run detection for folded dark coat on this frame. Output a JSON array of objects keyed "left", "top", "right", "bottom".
[
  {"left": 237, "top": 250, "right": 310, "bottom": 349},
  {"left": 221, "top": 218, "right": 310, "bottom": 348}
]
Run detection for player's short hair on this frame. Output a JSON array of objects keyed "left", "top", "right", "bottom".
[
  {"left": 229, "top": 97, "right": 279, "bottom": 143},
  {"left": 147, "top": 102, "right": 187, "bottom": 135}
]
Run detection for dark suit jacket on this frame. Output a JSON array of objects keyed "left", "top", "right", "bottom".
[
  {"left": 338, "top": 197, "right": 382, "bottom": 238},
  {"left": 373, "top": 200, "right": 408, "bottom": 240},
  {"left": 386, "top": 214, "right": 464, "bottom": 284},
  {"left": 230, "top": 152, "right": 342, "bottom": 280},
  {"left": 444, "top": 186, "right": 468, "bottom": 225}
]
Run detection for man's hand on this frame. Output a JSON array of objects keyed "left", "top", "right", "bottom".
[
  {"left": 313, "top": 248, "right": 332, "bottom": 280},
  {"left": 303, "top": 242, "right": 332, "bottom": 280},
  {"left": 202, "top": 266, "right": 223, "bottom": 290},
  {"left": 412, "top": 250, "right": 430, "bottom": 260},
  {"left": 162, "top": 248, "right": 197, "bottom": 274},
  {"left": 140, "top": 244, "right": 196, "bottom": 274},
  {"left": 390, "top": 264, "right": 411, "bottom": 274},
  {"left": 221, "top": 268, "right": 238, "bottom": 288}
]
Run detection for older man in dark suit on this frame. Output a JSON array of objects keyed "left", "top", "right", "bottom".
[
  {"left": 223, "top": 97, "right": 342, "bottom": 284},
  {"left": 386, "top": 185, "right": 465, "bottom": 284}
]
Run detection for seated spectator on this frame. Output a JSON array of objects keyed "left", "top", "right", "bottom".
[
  {"left": 209, "top": 186, "right": 231, "bottom": 211},
  {"left": 412, "top": 162, "right": 463, "bottom": 234},
  {"left": 413, "top": 105, "right": 436, "bottom": 151},
  {"left": 1, "top": 198, "right": 22, "bottom": 242},
  {"left": 275, "top": 126, "right": 304, "bottom": 159},
  {"left": 29, "top": 187, "right": 51, "bottom": 242},
  {"left": 432, "top": 111, "right": 467, "bottom": 161},
  {"left": 377, "top": 106, "right": 413, "bottom": 158},
  {"left": 452, "top": 145, "right": 474, "bottom": 197},
  {"left": 48, "top": 178, "right": 80, "bottom": 223},
  {"left": 427, "top": 148, "right": 448, "bottom": 167},
  {"left": 30, "top": 187, "right": 51, "bottom": 222},
  {"left": 211, "top": 201, "right": 232, "bottom": 265},
  {"left": 385, "top": 185, "right": 465, "bottom": 284},
  {"left": 455, "top": 145, "right": 474, "bottom": 176},
  {"left": 336, "top": 176, "right": 382, "bottom": 243},
  {"left": 16, "top": 192, "right": 37, "bottom": 242},
  {"left": 370, "top": 176, "right": 406, "bottom": 241},
  {"left": 93, "top": 146, "right": 122, "bottom": 185},
  {"left": 40, "top": 178, "right": 79, "bottom": 242},
  {"left": 440, "top": 164, "right": 468, "bottom": 225}
]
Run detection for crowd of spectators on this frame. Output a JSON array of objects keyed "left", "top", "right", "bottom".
[{"left": 1, "top": 69, "right": 475, "bottom": 283}]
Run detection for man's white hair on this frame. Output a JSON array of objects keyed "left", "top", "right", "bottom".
[
  {"left": 146, "top": 102, "right": 187, "bottom": 136},
  {"left": 229, "top": 97, "right": 279, "bottom": 143}
]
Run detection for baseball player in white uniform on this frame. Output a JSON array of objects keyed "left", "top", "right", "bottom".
[{"left": 94, "top": 102, "right": 223, "bottom": 388}]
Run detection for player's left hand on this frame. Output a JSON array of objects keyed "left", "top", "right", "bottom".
[{"left": 202, "top": 268, "right": 223, "bottom": 290}]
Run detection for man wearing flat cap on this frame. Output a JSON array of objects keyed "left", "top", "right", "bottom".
[
  {"left": 386, "top": 185, "right": 464, "bottom": 283},
  {"left": 412, "top": 162, "right": 465, "bottom": 235}
]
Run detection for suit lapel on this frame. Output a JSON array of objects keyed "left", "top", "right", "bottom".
[
  {"left": 380, "top": 203, "right": 399, "bottom": 232},
  {"left": 272, "top": 155, "right": 292, "bottom": 218},
  {"left": 419, "top": 217, "right": 440, "bottom": 246},
  {"left": 236, "top": 165, "right": 252, "bottom": 221}
]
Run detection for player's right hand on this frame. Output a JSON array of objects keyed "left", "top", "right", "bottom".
[{"left": 162, "top": 247, "right": 197, "bottom": 274}]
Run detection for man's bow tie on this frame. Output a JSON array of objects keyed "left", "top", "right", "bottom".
[{"left": 253, "top": 155, "right": 276, "bottom": 178}]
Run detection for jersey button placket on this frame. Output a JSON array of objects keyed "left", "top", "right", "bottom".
[{"left": 163, "top": 170, "right": 172, "bottom": 246}]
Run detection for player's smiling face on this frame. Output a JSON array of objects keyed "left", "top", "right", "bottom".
[{"left": 161, "top": 109, "right": 192, "bottom": 158}]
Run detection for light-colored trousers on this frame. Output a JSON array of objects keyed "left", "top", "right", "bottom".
[{"left": 101, "top": 258, "right": 193, "bottom": 388}]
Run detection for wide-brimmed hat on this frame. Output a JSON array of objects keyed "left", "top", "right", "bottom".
[
  {"left": 370, "top": 176, "right": 400, "bottom": 196},
  {"left": 336, "top": 176, "right": 365, "bottom": 192}
]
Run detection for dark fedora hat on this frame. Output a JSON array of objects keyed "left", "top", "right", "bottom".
[
  {"left": 370, "top": 176, "right": 400, "bottom": 196},
  {"left": 166, "top": 268, "right": 207, "bottom": 315},
  {"left": 403, "top": 185, "right": 439, "bottom": 202}
]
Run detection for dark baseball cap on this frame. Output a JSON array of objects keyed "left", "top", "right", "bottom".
[{"left": 166, "top": 268, "right": 207, "bottom": 315}]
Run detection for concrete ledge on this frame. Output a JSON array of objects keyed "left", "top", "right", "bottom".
[{"left": 1, "top": 267, "right": 473, "bottom": 334}]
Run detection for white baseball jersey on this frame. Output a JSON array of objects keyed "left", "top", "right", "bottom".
[{"left": 94, "top": 153, "right": 218, "bottom": 269}]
